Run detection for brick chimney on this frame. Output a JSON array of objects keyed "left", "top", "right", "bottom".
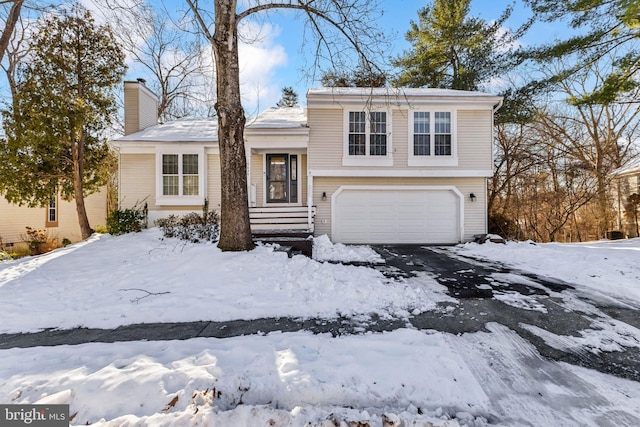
[{"left": 123, "top": 79, "right": 159, "bottom": 135}]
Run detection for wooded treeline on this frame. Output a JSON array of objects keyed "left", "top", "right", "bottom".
[
  {"left": 389, "top": 0, "right": 640, "bottom": 242},
  {"left": 1, "top": 0, "right": 639, "bottom": 246}
]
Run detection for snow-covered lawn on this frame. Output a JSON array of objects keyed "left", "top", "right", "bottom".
[
  {"left": 1, "top": 231, "right": 640, "bottom": 426},
  {"left": 450, "top": 238, "right": 640, "bottom": 305},
  {"left": 0, "top": 230, "right": 445, "bottom": 334}
]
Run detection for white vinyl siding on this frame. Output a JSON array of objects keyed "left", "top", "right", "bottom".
[
  {"left": 0, "top": 189, "right": 106, "bottom": 245},
  {"left": 120, "top": 153, "right": 156, "bottom": 209},
  {"left": 307, "top": 108, "right": 343, "bottom": 170},
  {"left": 207, "top": 154, "right": 222, "bottom": 211},
  {"left": 123, "top": 81, "right": 158, "bottom": 136},
  {"left": 456, "top": 110, "right": 493, "bottom": 170}
]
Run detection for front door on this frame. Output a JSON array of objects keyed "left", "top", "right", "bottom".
[{"left": 266, "top": 154, "right": 298, "bottom": 204}]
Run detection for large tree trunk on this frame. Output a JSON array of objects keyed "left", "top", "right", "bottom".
[
  {"left": 0, "top": 0, "right": 24, "bottom": 64},
  {"left": 72, "top": 131, "right": 92, "bottom": 240},
  {"left": 213, "top": 0, "right": 254, "bottom": 251}
]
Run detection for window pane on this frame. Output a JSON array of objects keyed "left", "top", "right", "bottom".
[
  {"left": 162, "top": 154, "right": 178, "bottom": 174},
  {"left": 349, "top": 112, "right": 366, "bottom": 155},
  {"left": 414, "top": 112, "right": 430, "bottom": 134},
  {"left": 414, "top": 134, "right": 430, "bottom": 155},
  {"left": 370, "top": 134, "right": 387, "bottom": 155},
  {"left": 182, "top": 154, "right": 198, "bottom": 175},
  {"left": 369, "top": 112, "right": 387, "bottom": 156},
  {"left": 163, "top": 175, "right": 179, "bottom": 195},
  {"left": 435, "top": 134, "right": 452, "bottom": 155},
  {"left": 435, "top": 112, "right": 451, "bottom": 133},
  {"left": 349, "top": 112, "right": 366, "bottom": 132},
  {"left": 183, "top": 176, "right": 199, "bottom": 196},
  {"left": 349, "top": 134, "right": 366, "bottom": 155},
  {"left": 434, "top": 112, "right": 451, "bottom": 156},
  {"left": 48, "top": 197, "right": 56, "bottom": 222},
  {"left": 414, "top": 112, "right": 430, "bottom": 156},
  {"left": 369, "top": 112, "right": 386, "bottom": 134}
]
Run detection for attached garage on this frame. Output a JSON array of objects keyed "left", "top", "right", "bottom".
[{"left": 332, "top": 186, "right": 463, "bottom": 244}]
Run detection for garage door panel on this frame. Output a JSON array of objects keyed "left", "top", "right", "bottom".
[{"left": 334, "top": 188, "right": 460, "bottom": 244}]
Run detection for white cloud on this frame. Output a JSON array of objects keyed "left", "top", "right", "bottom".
[{"left": 238, "top": 20, "right": 288, "bottom": 114}]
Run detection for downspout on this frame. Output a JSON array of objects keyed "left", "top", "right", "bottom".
[
  {"left": 114, "top": 144, "right": 121, "bottom": 211},
  {"left": 489, "top": 99, "right": 504, "bottom": 234},
  {"left": 307, "top": 170, "right": 313, "bottom": 231}
]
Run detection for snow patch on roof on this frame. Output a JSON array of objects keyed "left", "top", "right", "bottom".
[
  {"left": 246, "top": 107, "right": 307, "bottom": 129},
  {"left": 307, "top": 87, "right": 499, "bottom": 98},
  {"left": 116, "top": 118, "right": 218, "bottom": 142}
]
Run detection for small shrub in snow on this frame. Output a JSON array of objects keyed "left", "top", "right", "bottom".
[
  {"left": 107, "top": 203, "right": 148, "bottom": 235},
  {"left": 0, "top": 250, "right": 12, "bottom": 261},
  {"left": 21, "top": 227, "right": 61, "bottom": 255},
  {"left": 155, "top": 201, "right": 220, "bottom": 243}
]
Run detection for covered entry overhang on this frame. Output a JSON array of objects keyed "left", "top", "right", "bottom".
[{"left": 244, "top": 107, "right": 311, "bottom": 231}]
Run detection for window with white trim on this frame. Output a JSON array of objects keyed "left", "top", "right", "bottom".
[
  {"left": 408, "top": 110, "right": 457, "bottom": 166},
  {"left": 156, "top": 150, "right": 205, "bottom": 205},
  {"left": 46, "top": 195, "right": 58, "bottom": 227},
  {"left": 161, "top": 153, "right": 200, "bottom": 196},
  {"left": 434, "top": 112, "right": 452, "bottom": 155},
  {"left": 344, "top": 109, "right": 392, "bottom": 166}
]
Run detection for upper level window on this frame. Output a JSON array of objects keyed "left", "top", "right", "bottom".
[
  {"left": 409, "top": 110, "right": 457, "bottom": 166},
  {"left": 434, "top": 112, "right": 452, "bottom": 155},
  {"left": 413, "top": 112, "right": 430, "bottom": 155},
  {"left": 348, "top": 112, "right": 366, "bottom": 155},
  {"left": 344, "top": 109, "right": 392, "bottom": 166},
  {"left": 369, "top": 112, "right": 387, "bottom": 156},
  {"left": 157, "top": 150, "right": 205, "bottom": 205}
]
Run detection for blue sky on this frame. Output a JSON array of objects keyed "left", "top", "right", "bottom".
[
  {"left": 113, "top": 0, "right": 571, "bottom": 114},
  {"left": 198, "top": 0, "right": 565, "bottom": 112}
]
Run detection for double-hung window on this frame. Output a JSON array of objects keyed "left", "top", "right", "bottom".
[
  {"left": 46, "top": 195, "right": 58, "bottom": 227},
  {"left": 157, "top": 150, "right": 204, "bottom": 205},
  {"left": 344, "top": 109, "right": 392, "bottom": 166},
  {"left": 409, "top": 110, "right": 457, "bottom": 166}
]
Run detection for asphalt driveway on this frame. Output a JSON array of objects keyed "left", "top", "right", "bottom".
[{"left": 372, "top": 244, "right": 640, "bottom": 383}]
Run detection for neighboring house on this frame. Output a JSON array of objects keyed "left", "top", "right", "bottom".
[
  {"left": 611, "top": 157, "right": 640, "bottom": 237},
  {"left": 113, "top": 81, "right": 502, "bottom": 244},
  {"left": 0, "top": 190, "right": 108, "bottom": 249}
]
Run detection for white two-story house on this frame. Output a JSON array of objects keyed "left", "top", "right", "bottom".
[{"left": 112, "top": 81, "right": 502, "bottom": 244}]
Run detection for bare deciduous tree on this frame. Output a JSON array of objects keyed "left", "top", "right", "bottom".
[
  {"left": 0, "top": 0, "right": 24, "bottom": 63},
  {"left": 186, "top": 0, "right": 387, "bottom": 251},
  {"left": 111, "top": 3, "right": 215, "bottom": 121}
]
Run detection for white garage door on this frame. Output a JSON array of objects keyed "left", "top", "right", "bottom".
[{"left": 333, "top": 187, "right": 461, "bottom": 244}]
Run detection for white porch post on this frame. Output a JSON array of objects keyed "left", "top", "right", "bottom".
[
  {"left": 307, "top": 170, "right": 313, "bottom": 230},
  {"left": 246, "top": 147, "right": 252, "bottom": 206}
]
